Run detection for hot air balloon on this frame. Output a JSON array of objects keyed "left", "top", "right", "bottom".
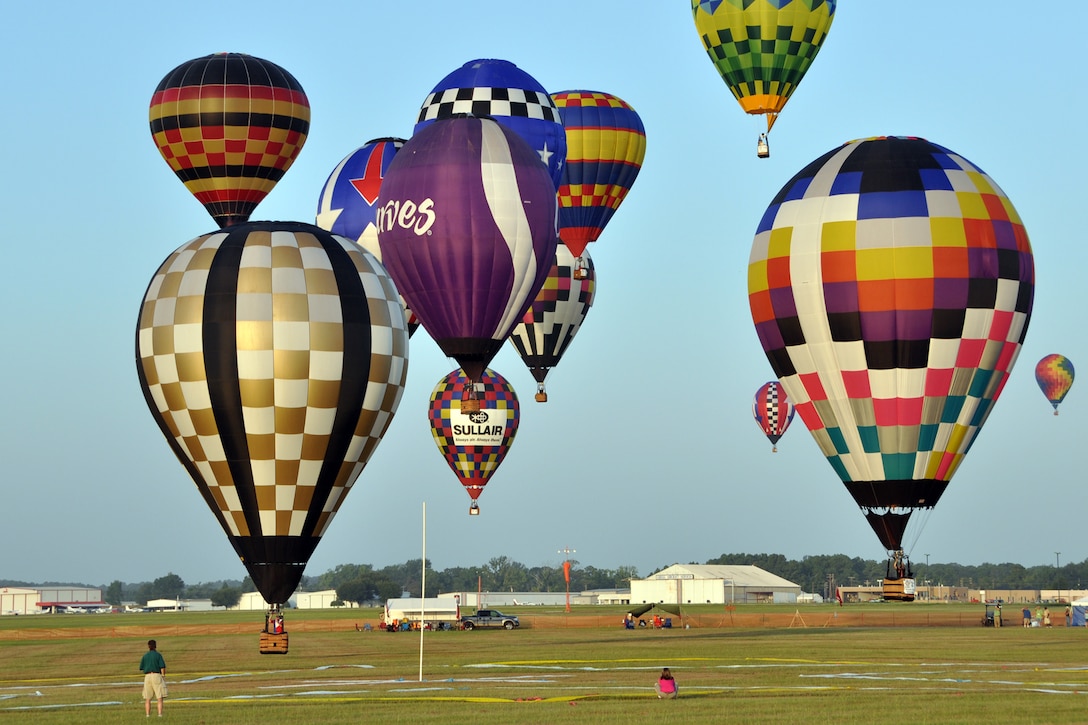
[
  {"left": 691, "top": 0, "right": 836, "bottom": 157},
  {"left": 136, "top": 222, "right": 410, "bottom": 645},
  {"left": 415, "top": 59, "right": 566, "bottom": 189},
  {"left": 1035, "top": 354, "right": 1074, "bottom": 414},
  {"left": 552, "top": 90, "right": 646, "bottom": 276},
  {"left": 428, "top": 368, "right": 520, "bottom": 514},
  {"left": 377, "top": 115, "right": 557, "bottom": 409},
  {"left": 748, "top": 137, "right": 1034, "bottom": 601},
  {"left": 753, "top": 381, "right": 795, "bottom": 452},
  {"left": 315, "top": 137, "right": 419, "bottom": 336},
  {"left": 149, "top": 53, "right": 310, "bottom": 227},
  {"left": 508, "top": 245, "right": 596, "bottom": 402}
]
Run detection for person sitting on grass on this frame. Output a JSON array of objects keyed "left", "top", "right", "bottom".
[{"left": 655, "top": 667, "right": 678, "bottom": 699}]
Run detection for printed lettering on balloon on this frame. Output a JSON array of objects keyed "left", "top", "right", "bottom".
[
  {"left": 450, "top": 409, "right": 509, "bottom": 446},
  {"left": 376, "top": 197, "right": 436, "bottom": 236}
]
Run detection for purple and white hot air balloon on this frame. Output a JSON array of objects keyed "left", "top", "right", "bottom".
[{"left": 377, "top": 115, "right": 558, "bottom": 402}]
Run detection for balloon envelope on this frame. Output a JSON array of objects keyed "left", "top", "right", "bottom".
[
  {"left": 508, "top": 245, "right": 596, "bottom": 391},
  {"left": 415, "top": 59, "right": 566, "bottom": 189},
  {"left": 136, "top": 222, "right": 410, "bottom": 604},
  {"left": 753, "top": 381, "right": 795, "bottom": 450},
  {"left": 315, "top": 137, "right": 419, "bottom": 335},
  {"left": 377, "top": 116, "right": 558, "bottom": 382},
  {"left": 691, "top": 0, "right": 836, "bottom": 131},
  {"left": 748, "top": 136, "right": 1034, "bottom": 551},
  {"left": 149, "top": 53, "right": 310, "bottom": 228},
  {"left": 552, "top": 91, "right": 646, "bottom": 258},
  {"left": 1035, "top": 354, "right": 1074, "bottom": 412},
  {"left": 428, "top": 368, "right": 520, "bottom": 503}
]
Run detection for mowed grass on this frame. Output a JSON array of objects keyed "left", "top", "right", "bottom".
[{"left": 1, "top": 605, "right": 1086, "bottom": 724}]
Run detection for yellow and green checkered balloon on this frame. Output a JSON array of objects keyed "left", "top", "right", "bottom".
[{"left": 692, "top": 0, "right": 835, "bottom": 132}]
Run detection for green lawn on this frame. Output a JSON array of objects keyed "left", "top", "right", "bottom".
[{"left": 1, "top": 605, "right": 1084, "bottom": 724}]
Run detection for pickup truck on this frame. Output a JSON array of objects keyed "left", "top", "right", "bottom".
[{"left": 460, "top": 609, "right": 520, "bottom": 630}]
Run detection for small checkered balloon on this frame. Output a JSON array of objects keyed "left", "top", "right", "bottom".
[
  {"left": 136, "top": 222, "right": 409, "bottom": 605},
  {"left": 748, "top": 136, "right": 1034, "bottom": 552}
]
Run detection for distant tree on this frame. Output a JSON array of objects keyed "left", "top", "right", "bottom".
[
  {"left": 337, "top": 577, "right": 377, "bottom": 607},
  {"left": 105, "top": 580, "right": 123, "bottom": 606},
  {"left": 149, "top": 573, "right": 186, "bottom": 600},
  {"left": 210, "top": 586, "right": 242, "bottom": 608},
  {"left": 374, "top": 579, "right": 402, "bottom": 603}
]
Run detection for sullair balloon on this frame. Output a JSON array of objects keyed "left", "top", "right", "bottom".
[
  {"left": 415, "top": 59, "right": 566, "bottom": 189},
  {"left": 429, "top": 367, "right": 520, "bottom": 514},
  {"left": 1035, "top": 354, "right": 1074, "bottom": 415},
  {"left": 377, "top": 115, "right": 557, "bottom": 392},
  {"left": 149, "top": 53, "right": 310, "bottom": 228},
  {"left": 552, "top": 91, "right": 646, "bottom": 265},
  {"left": 508, "top": 245, "right": 596, "bottom": 402},
  {"left": 748, "top": 136, "right": 1034, "bottom": 567},
  {"left": 753, "top": 381, "right": 795, "bottom": 452},
  {"left": 691, "top": 0, "right": 835, "bottom": 156},
  {"left": 136, "top": 222, "right": 410, "bottom": 606},
  {"left": 315, "top": 137, "right": 419, "bottom": 336}
]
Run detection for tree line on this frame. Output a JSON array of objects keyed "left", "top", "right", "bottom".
[{"left": 6, "top": 554, "right": 1084, "bottom": 608}]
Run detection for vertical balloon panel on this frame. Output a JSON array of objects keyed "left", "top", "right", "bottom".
[{"left": 136, "top": 222, "right": 409, "bottom": 604}]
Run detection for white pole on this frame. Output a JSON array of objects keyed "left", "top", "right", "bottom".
[{"left": 419, "top": 501, "right": 426, "bottom": 682}]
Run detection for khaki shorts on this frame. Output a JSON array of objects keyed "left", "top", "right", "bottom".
[{"left": 143, "top": 673, "right": 166, "bottom": 700}]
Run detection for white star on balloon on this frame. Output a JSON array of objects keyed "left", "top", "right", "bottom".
[{"left": 538, "top": 142, "right": 554, "bottom": 168}]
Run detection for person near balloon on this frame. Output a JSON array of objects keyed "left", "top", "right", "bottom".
[
  {"left": 1043, "top": 607, "right": 1052, "bottom": 628},
  {"left": 655, "top": 667, "right": 678, "bottom": 699},
  {"left": 1022, "top": 607, "right": 1032, "bottom": 627},
  {"left": 139, "top": 639, "right": 167, "bottom": 717}
]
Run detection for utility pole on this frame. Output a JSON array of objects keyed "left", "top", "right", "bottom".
[{"left": 558, "top": 546, "right": 576, "bottom": 613}]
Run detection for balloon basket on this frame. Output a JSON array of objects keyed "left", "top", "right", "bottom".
[
  {"left": 469, "top": 502, "right": 480, "bottom": 516},
  {"left": 259, "top": 631, "right": 289, "bottom": 654},
  {"left": 573, "top": 268, "right": 587, "bottom": 280},
  {"left": 460, "top": 398, "right": 481, "bottom": 412},
  {"left": 881, "top": 578, "right": 916, "bottom": 603},
  {"left": 756, "top": 136, "right": 770, "bottom": 159},
  {"left": 534, "top": 391, "right": 548, "bottom": 403}
]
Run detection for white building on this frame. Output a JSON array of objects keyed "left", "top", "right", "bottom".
[
  {"left": 630, "top": 564, "right": 802, "bottom": 605},
  {"left": 233, "top": 591, "right": 298, "bottom": 611},
  {"left": 1, "top": 586, "right": 104, "bottom": 614},
  {"left": 295, "top": 590, "right": 339, "bottom": 609}
]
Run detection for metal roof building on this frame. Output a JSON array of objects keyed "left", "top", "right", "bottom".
[{"left": 630, "top": 564, "right": 802, "bottom": 605}]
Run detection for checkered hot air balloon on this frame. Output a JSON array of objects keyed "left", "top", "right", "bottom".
[
  {"left": 428, "top": 368, "right": 520, "bottom": 515},
  {"left": 552, "top": 90, "right": 646, "bottom": 272},
  {"left": 748, "top": 136, "right": 1034, "bottom": 560},
  {"left": 508, "top": 245, "right": 596, "bottom": 402},
  {"left": 1035, "top": 354, "right": 1074, "bottom": 415},
  {"left": 753, "top": 381, "right": 795, "bottom": 452},
  {"left": 692, "top": 0, "right": 836, "bottom": 156},
  {"left": 377, "top": 116, "right": 557, "bottom": 400},
  {"left": 149, "top": 53, "right": 310, "bottom": 228},
  {"left": 136, "top": 222, "right": 410, "bottom": 606}
]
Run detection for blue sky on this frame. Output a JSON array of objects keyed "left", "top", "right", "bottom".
[{"left": 2, "top": 1, "right": 1085, "bottom": 587}]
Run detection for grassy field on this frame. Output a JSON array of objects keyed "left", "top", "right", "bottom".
[{"left": 1, "top": 604, "right": 1085, "bottom": 723}]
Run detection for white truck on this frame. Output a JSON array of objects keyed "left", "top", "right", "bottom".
[{"left": 382, "top": 598, "right": 461, "bottom": 631}]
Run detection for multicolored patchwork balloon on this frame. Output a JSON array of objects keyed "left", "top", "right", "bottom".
[
  {"left": 1035, "top": 354, "right": 1074, "bottom": 414},
  {"left": 508, "top": 244, "right": 596, "bottom": 402},
  {"left": 415, "top": 58, "right": 566, "bottom": 189},
  {"left": 315, "top": 137, "right": 419, "bottom": 335},
  {"left": 692, "top": 0, "right": 835, "bottom": 152},
  {"left": 377, "top": 116, "right": 558, "bottom": 384},
  {"left": 428, "top": 368, "right": 520, "bottom": 513},
  {"left": 753, "top": 381, "right": 795, "bottom": 452},
  {"left": 552, "top": 91, "right": 646, "bottom": 260},
  {"left": 748, "top": 136, "right": 1034, "bottom": 553},
  {"left": 136, "top": 222, "right": 410, "bottom": 605},
  {"left": 149, "top": 53, "right": 310, "bottom": 228}
]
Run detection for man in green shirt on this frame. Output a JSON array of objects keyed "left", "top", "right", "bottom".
[{"left": 139, "top": 639, "right": 167, "bottom": 717}]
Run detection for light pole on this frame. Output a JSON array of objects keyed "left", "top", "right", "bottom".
[{"left": 559, "top": 546, "right": 576, "bottom": 613}]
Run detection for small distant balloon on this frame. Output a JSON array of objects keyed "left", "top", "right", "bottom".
[
  {"left": 149, "top": 53, "right": 310, "bottom": 228},
  {"left": 753, "top": 381, "right": 795, "bottom": 452},
  {"left": 1035, "top": 354, "right": 1074, "bottom": 414},
  {"left": 428, "top": 368, "right": 520, "bottom": 514}
]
